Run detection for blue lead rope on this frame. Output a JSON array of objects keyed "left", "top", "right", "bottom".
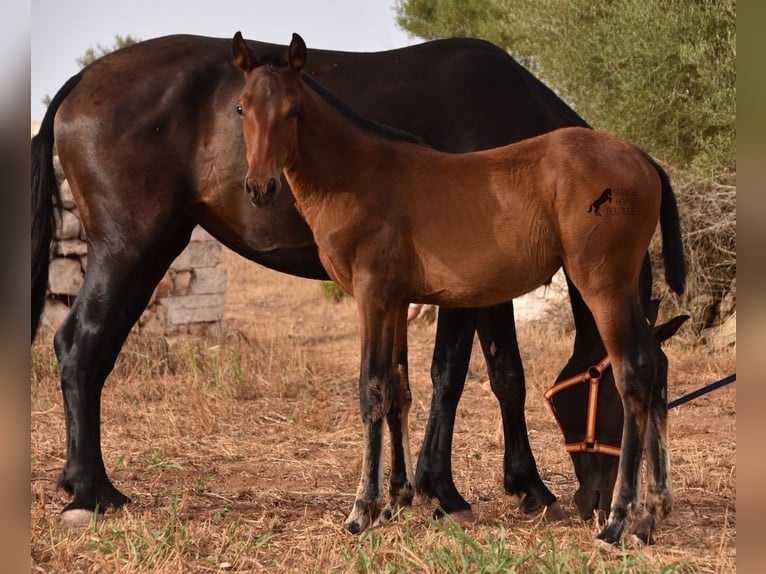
[{"left": 667, "top": 374, "right": 736, "bottom": 409}]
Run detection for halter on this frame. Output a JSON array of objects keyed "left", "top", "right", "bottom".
[{"left": 544, "top": 355, "right": 622, "bottom": 457}]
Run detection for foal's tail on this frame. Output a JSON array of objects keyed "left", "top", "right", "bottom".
[
  {"left": 647, "top": 155, "right": 687, "bottom": 295},
  {"left": 31, "top": 72, "right": 83, "bottom": 342}
]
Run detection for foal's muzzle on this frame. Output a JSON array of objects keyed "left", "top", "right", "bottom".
[{"left": 245, "top": 176, "right": 280, "bottom": 207}]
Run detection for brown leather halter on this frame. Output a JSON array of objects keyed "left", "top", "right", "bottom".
[{"left": 544, "top": 355, "right": 621, "bottom": 457}]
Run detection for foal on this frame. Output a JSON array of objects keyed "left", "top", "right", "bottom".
[{"left": 232, "top": 33, "right": 686, "bottom": 544}]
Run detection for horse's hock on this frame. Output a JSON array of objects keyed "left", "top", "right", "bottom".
[{"left": 41, "top": 156, "right": 227, "bottom": 337}]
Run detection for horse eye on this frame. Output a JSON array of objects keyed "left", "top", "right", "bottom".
[
  {"left": 287, "top": 105, "right": 301, "bottom": 119},
  {"left": 236, "top": 104, "right": 244, "bottom": 117}
]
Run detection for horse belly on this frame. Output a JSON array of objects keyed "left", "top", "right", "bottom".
[{"left": 419, "top": 250, "right": 560, "bottom": 308}]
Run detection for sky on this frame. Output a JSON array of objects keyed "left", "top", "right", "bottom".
[{"left": 31, "top": 0, "right": 420, "bottom": 121}]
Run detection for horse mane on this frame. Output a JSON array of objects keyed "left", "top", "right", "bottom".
[{"left": 301, "top": 72, "right": 425, "bottom": 146}]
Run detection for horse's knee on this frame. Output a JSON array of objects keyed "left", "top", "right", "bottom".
[
  {"left": 359, "top": 377, "right": 390, "bottom": 422},
  {"left": 488, "top": 361, "right": 525, "bottom": 404}
]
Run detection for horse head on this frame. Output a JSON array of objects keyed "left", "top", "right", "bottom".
[
  {"left": 547, "top": 301, "right": 689, "bottom": 520},
  {"left": 232, "top": 31, "right": 306, "bottom": 207}
]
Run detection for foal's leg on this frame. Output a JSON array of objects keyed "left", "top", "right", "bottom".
[
  {"left": 415, "top": 307, "right": 477, "bottom": 519},
  {"left": 377, "top": 305, "right": 415, "bottom": 524},
  {"left": 476, "top": 304, "right": 561, "bottom": 517},
  {"left": 634, "top": 348, "right": 672, "bottom": 544},
  {"left": 584, "top": 293, "right": 664, "bottom": 544},
  {"left": 344, "top": 297, "right": 398, "bottom": 534},
  {"left": 55, "top": 217, "right": 195, "bottom": 525}
]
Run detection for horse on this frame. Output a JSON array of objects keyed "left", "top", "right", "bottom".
[
  {"left": 34, "top": 31, "right": 638, "bottom": 527},
  {"left": 545, "top": 298, "right": 689, "bottom": 523},
  {"left": 232, "top": 33, "right": 686, "bottom": 544}
]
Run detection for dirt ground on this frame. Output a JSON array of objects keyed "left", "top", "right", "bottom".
[{"left": 30, "top": 249, "right": 736, "bottom": 572}]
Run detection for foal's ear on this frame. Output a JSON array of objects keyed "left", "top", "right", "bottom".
[
  {"left": 232, "top": 31, "right": 257, "bottom": 72},
  {"left": 288, "top": 33, "right": 307, "bottom": 71}
]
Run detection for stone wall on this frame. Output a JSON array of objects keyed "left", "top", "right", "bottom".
[{"left": 41, "top": 157, "right": 227, "bottom": 337}]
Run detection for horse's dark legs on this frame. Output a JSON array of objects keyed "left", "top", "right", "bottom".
[
  {"left": 54, "top": 221, "right": 194, "bottom": 522},
  {"left": 415, "top": 307, "right": 477, "bottom": 519},
  {"left": 476, "top": 304, "right": 560, "bottom": 516}
]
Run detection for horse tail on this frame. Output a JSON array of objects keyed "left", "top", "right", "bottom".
[
  {"left": 32, "top": 72, "right": 83, "bottom": 342},
  {"left": 647, "top": 155, "right": 687, "bottom": 295}
]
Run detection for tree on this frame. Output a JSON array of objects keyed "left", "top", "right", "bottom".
[{"left": 396, "top": 0, "right": 736, "bottom": 331}]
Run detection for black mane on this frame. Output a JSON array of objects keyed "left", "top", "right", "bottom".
[{"left": 301, "top": 73, "right": 425, "bottom": 146}]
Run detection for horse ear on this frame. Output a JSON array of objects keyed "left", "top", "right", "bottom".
[
  {"left": 232, "top": 31, "right": 257, "bottom": 72},
  {"left": 288, "top": 33, "right": 307, "bottom": 71},
  {"left": 653, "top": 314, "right": 690, "bottom": 344}
]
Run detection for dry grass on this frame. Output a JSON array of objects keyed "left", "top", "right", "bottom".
[{"left": 31, "top": 249, "right": 736, "bottom": 572}]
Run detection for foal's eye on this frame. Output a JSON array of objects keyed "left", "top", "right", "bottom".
[
  {"left": 287, "top": 105, "right": 301, "bottom": 119},
  {"left": 235, "top": 104, "right": 244, "bottom": 117}
]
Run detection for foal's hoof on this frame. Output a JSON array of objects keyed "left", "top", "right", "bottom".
[
  {"left": 596, "top": 521, "right": 624, "bottom": 546},
  {"left": 344, "top": 500, "right": 382, "bottom": 535},
  {"left": 632, "top": 516, "right": 656, "bottom": 545},
  {"left": 345, "top": 519, "right": 366, "bottom": 535},
  {"left": 373, "top": 506, "right": 396, "bottom": 527},
  {"left": 60, "top": 508, "right": 96, "bottom": 528}
]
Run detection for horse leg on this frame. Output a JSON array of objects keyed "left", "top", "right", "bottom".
[
  {"left": 476, "top": 303, "right": 562, "bottom": 518},
  {"left": 634, "top": 348, "right": 672, "bottom": 544},
  {"left": 55, "top": 219, "right": 195, "bottom": 524},
  {"left": 582, "top": 292, "right": 664, "bottom": 544},
  {"left": 415, "top": 307, "right": 477, "bottom": 520},
  {"left": 377, "top": 305, "right": 415, "bottom": 525},
  {"left": 344, "top": 296, "right": 399, "bottom": 534}
]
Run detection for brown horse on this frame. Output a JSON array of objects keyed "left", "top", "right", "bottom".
[{"left": 232, "top": 33, "right": 686, "bottom": 544}]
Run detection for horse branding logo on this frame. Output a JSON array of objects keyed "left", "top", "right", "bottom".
[{"left": 587, "top": 188, "right": 613, "bottom": 216}]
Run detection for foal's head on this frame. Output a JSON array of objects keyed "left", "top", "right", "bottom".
[{"left": 232, "top": 31, "right": 307, "bottom": 206}]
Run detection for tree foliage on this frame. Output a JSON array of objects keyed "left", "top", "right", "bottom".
[
  {"left": 396, "top": 0, "right": 733, "bottom": 171},
  {"left": 396, "top": 0, "right": 736, "bottom": 329}
]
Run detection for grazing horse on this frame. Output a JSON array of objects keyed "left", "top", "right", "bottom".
[
  {"left": 232, "top": 33, "right": 686, "bottom": 543},
  {"left": 34, "top": 32, "right": 645, "bottom": 527},
  {"left": 546, "top": 298, "right": 689, "bottom": 522}
]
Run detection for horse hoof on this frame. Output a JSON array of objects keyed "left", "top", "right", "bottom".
[
  {"left": 596, "top": 521, "right": 624, "bottom": 546},
  {"left": 345, "top": 520, "right": 364, "bottom": 535},
  {"left": 60, "top": 508, "right": 95, "bottom": 528},
  {"left": 543, "top": 501, "right": 568, "bottom": 522},
  {"left": 372, "top": 507, "right": 395, "bottom": 527}
]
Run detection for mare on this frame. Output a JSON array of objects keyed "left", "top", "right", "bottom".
[
  {"left": 232, "top": 33, "right": 686, "bottom": 544},
  {"left": 34, "top": 32, "right": 641, "bottom": 527}
]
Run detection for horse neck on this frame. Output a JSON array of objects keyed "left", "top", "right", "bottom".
[{"left": 286, "top": 81, "right": 385, "bottom": 206}]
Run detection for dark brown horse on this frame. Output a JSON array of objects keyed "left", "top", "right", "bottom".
[
  {"left": 232, "top": 33, "right": 686, "bottom": 544},
  {"left": 34, "top": 31, "right": 654, "bottom": 528}
]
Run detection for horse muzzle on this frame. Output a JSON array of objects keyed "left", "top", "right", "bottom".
[{"left": 245, "top": 176, "right": 281, "bottom": 207}]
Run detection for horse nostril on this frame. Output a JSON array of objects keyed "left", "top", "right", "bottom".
[
  {"left": 244, "top": 177, "right": 255, "bottom": 196},
  {"left": 267, "top": 178, "right": 277, "bottom": 197}
]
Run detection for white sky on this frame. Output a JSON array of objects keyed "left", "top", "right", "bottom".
[{"left": 31, "top": 0, "right": 420, "bottom": 120}]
